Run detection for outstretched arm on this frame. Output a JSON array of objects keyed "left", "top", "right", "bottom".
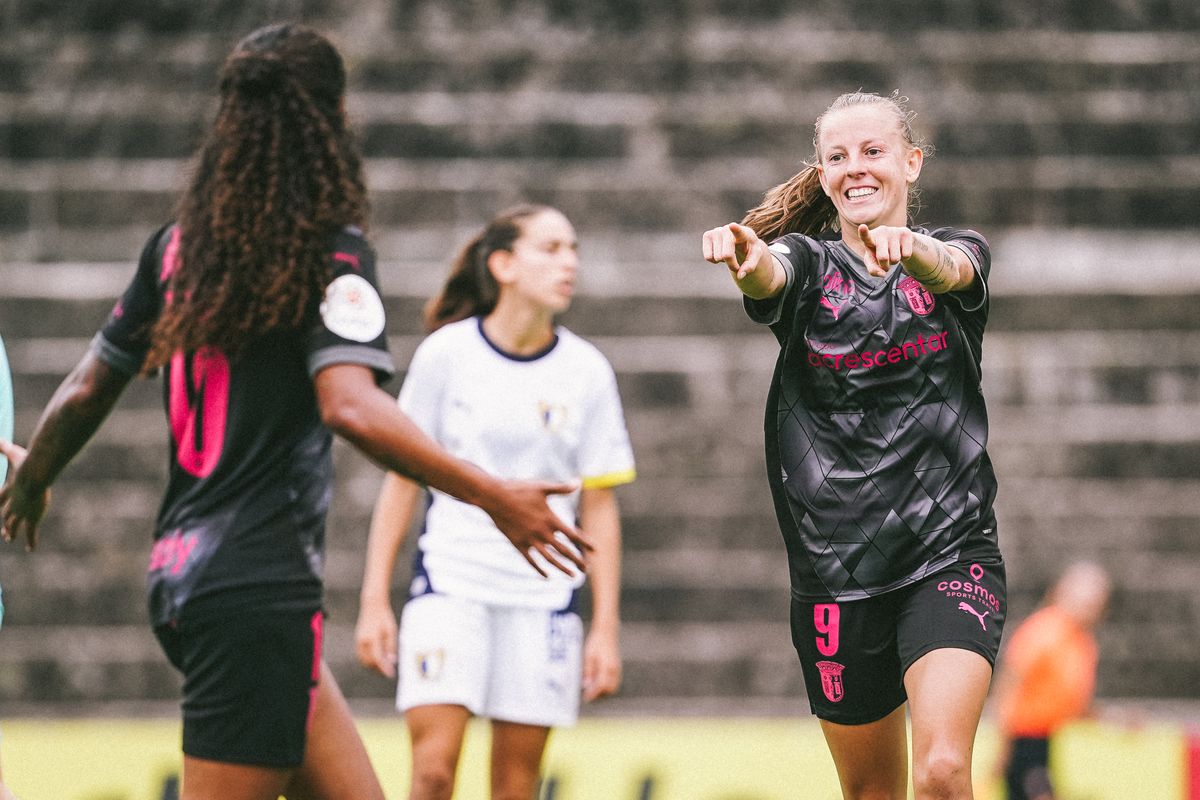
[
  {"left": 702, "top": 223, "right": 788, "bottom": 300},
  {"left": 580, "top": 486, "right": 623, "bottom": 702},
  {"left": 1, "top": 350, "right": 134, "bottom": 550},
  {"left": 855, "top": 224, "right": 976, "bottom": 293},
  {"left": 354, "top": 471, "right": 421, "bottom": 678},
  {"left": 314, "top": 363, "right": 592, "bottom": 577}
]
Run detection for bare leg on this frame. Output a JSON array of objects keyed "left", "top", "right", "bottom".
[
  {"left": 905, "top": 648, "right": 992, "bottom": 800},
  {"left": 406, "top": 704, "right": 472, "bottom": 800},
  {"left": 490, "top": 721, "right": 551, "bottom": 800},
  {"left": 180, "top": 756, "right": 291, "bottom": 800},
  {"left": 819, "top": 704, "right": 908, "bottom": 800},
  {"left": 283, "top": 661, "right": 386, "bottom": 800}
]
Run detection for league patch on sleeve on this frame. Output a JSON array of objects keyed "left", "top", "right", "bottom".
[
  {"left": 319, "top": 274, "right": 386, "bottom": 342},
  {"left": 769, "top": 242, "right": 791, "bottom": 254}
]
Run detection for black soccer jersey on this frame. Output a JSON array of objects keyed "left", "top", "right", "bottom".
[
  {"left": 96, "top": 224, "right": 395, "bottom": 625},
  {"left": 746, "top": 227, "right": 1000, "bottom": 601}
]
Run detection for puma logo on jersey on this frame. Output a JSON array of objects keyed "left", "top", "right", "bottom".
[{"left": 958, "top": 602, "right": 990, "bottom": 630}]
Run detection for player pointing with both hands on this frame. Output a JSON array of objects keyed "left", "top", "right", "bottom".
[{"left": 705, "top": 91, "right": 1006, "bottom": 800}]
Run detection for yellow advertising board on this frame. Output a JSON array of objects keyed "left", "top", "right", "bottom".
[{"left": 0, "top": 717, "right": 1184, "bottom": 799}]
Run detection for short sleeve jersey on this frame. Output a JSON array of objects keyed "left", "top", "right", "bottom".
[
  {"left": 746, "top": 228, "right": 1000, "bottom": 601},
  {"left": 95, "top": 224, "right": 394, "bottom": 625},
  {"left": 400, "top": 317, "right": 635, "bottom": 610}
]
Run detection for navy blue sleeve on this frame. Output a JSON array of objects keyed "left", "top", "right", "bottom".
[
  {"left": 93, "top": 224, "right": 173, "bottom": 375},
  {"left": 306, "top": 228, "right": 396, "bottom": 383}
]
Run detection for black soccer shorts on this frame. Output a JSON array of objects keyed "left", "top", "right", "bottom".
[
  {"left": 154, "top": 606, "right": 324, "bottom": 767},
  {"left": 791, "top": 557, "right": 1006, "bottom": 725}
]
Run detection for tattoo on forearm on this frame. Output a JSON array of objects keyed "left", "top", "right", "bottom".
[{"left": 905, "top": 240, "right": 954, "bottom": 292}]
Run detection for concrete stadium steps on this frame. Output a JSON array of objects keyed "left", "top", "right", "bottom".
[
  {"left": 4, "top": 268, "right": 1200, "bottom": 705},
  {"left": 3, "top": 19, "right": 1200, "bottom": 255},
  {"left": 5, "top": 161, "right": 1200, "bottom": 265},
  {"left": 3, "top": 0, "right": 1200, "bottom": 708},
  {"left": 6, "top": 0, "right": 1200, "bottom": 34}
]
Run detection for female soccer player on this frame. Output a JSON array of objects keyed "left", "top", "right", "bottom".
[
  {"left": 0, "top": 25, "right": 589, "bottom": 800},
  {"left": 354, "top": 205, "right": 634, "bottom": 800},
  {"left": 703, "top": 91, "right": 1006, "bottom": 799}
]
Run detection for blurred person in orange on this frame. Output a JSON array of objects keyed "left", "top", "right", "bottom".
[{"left": 991, "top": 561, "right": 1111, "bottom": 800}]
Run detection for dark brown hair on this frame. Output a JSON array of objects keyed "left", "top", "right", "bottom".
[
  {"left": 741, "top": 91, "right": 928, "bottom": 241},
  {"left": 143, "top": 23, "right": 368, "bottom": 371},
  {"left": 423, "top": 204, "right": 554, "bottom": 332}
]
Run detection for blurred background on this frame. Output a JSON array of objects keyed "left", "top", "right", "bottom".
[{"left": 1, "top": 0, "right": 1199, "bottom": 797}]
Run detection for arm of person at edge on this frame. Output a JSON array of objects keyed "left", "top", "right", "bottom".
[
  {"left": 702, "top": 222, "right": 788, "bottom": 300},
  {"left": 855, "top": 223, "right": 976, "bottom": 293},
  {"left": 1, "top": 350, "right": 134, "bottom": 551},
  {"left": 315, "top": 364, "right": 592, "bottom": 578},
  {"left": 579, "top": 486, "right": 623, "bottom": 702},
  {"left": 354, "top": 471, "right": 421, "bottom": 679}
]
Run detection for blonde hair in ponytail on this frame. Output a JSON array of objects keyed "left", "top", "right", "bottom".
[{"left": 741, "top": 91, "right": 928, "bottom": 241}]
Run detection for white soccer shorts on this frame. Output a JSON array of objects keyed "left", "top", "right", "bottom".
[{"left": 397, "top": 592, "right": 583, "bottom": 727}]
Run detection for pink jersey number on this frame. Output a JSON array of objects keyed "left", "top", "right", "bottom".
[
  {"left": 814, "top": 603, "right": 840, "bottom": 657},
  {"left": 168, "top": 347, "right": 230, "bottom": 477}
]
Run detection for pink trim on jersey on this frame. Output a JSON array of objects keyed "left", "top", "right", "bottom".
[
  {"left": 168, "top": 348, "right": 230, "bottom": 478},
  {"left": 332, "top": 252, "right": 360, "bottom": 270},
  {"left": 306, "top": 611, "right": 325, "bottom": 732},
  {"left": 162, "top": 227, "right": 182, "bottom": 281}
]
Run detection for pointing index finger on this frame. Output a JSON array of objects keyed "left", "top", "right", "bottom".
[{"left": 728, "top": 223, "right": 756, "bottom": 244}]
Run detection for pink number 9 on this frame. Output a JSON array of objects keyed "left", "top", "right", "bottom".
[{"left": 814, "top": 603, "right": 840, "bottom": 657}]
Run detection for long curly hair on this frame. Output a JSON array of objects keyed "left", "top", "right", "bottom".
[
  {"left": 741, "top": 91, "right": 929, "bottom": 241},
  {"left": 143, "top": 23, "right": 368, "bottom": 371}
]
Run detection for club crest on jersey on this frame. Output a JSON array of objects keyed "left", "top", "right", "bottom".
[
  {"left": 816, "top": 660, "right": 846, "bottom": 702},
  {"left": 899, "top": 276, "right": 936, "bottom": 316},
  {"left": 538, "top": 401, "right": 568, "bottom": 432},
  {"left": 819, "top": 272, "right": 854, "bottom": 320},
  {"left": 415, "top": 649, "right": 445, "bottom": 681}
]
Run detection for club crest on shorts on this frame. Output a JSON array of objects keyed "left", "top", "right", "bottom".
[
  {"left": 415, "top": 649, "right": 445, "bottom": 681},
  {"left": 898, "top": 276, "right": 935, "bottom": 316},
  {"left": 815, "top": 660, "right": 846, "bottom": 703}
]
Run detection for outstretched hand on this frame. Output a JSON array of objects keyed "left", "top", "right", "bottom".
[
  {"left": 0, "top": 439, "right": 49, "bottom": 551},
  {"left": 582, "top": 628, "right": 622, "bottom": 702},
  {"left": 702, "top": 223, "right": 769, "bottom": 281},
  {"left": 486, "top": 479, "right": 592, "bottom": 578},
  {"left": 857, "top": 224, "right": 915, "bottom": 278},
  {"left": 354, "top": 600, "right": 399, "bottom": 679}
]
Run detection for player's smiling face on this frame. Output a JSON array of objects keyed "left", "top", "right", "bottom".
[
  {"left": 816, "top": 104, "right": 923, "bottom": 230},
  {"left": 501, "top": 209, "right": 579, "bottom": 315}
]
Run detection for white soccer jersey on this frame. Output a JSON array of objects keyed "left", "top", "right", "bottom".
[{"left": 399, "top": 317, "right": 635, "bottom": 609}]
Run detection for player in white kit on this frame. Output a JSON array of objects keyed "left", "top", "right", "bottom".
[{"left": 354, "top": 205, "right": 635, "bottom": 800}]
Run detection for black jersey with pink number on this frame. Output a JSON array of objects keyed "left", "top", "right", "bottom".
[
  {"left": 94, "top": 224, "right": 394, "bottom": 625},
  {"left": 745, "top": 227, "right": 1000, "bottom": 602}
]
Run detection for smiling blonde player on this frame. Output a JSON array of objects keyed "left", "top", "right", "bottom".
[{"left": 703, "top": 91, "right": 1006, "bottom": 800}]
